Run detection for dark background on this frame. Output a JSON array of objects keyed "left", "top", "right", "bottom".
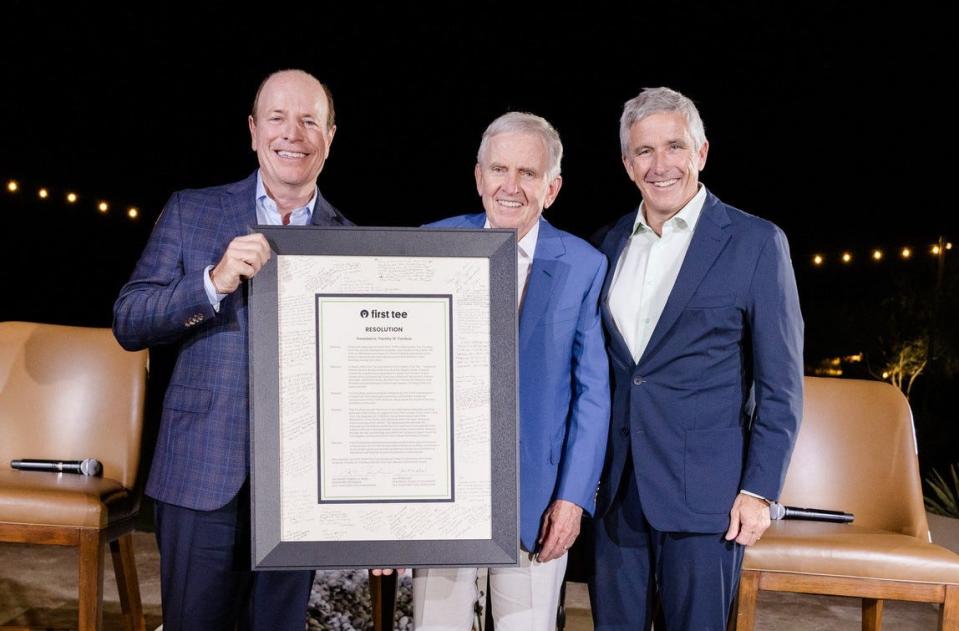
[{"left": 1, "top": 3, "right": 955, "bottom": 480}]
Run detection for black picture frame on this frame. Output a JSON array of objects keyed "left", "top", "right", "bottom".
[{"left": 249, "top": 226, "right": 518, "bottom": 570}]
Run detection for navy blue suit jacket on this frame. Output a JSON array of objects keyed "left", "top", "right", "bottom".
[
  {"left": 113, "top": 171, "right": 351, "bottom": 511},
  {"left": 596, "top": 190, "right": 803, "bottom": 533},
  {"left": 427, "top": 214, "right": 610, "bottom": 550}
]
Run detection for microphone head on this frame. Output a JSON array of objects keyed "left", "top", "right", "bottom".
[
  {"left": 769, "top": 501, "right": 786, "bottom": 520},
  {"left": 79, "top": 458, "right": 103, "bottom": 476}
]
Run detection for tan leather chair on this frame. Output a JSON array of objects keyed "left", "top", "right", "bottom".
[
  {"left": 0, "top": 321, "right": 148, "bottom": 631},
  {"left": 733, "top": 376, "right": 959, "bottom": 630}
]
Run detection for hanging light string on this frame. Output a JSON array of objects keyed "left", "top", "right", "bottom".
[
  {"left": 5, "top": 178, "right": 140, "bottom": 220},
  {"left": 4, "top": 177, "right": 955, "bottom": 253},
  {"left": 809, "top": 241, "right": 952, "bottom": 267}
]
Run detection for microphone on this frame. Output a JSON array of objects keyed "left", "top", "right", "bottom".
[
  {"left": 10, "top": 458, "right": 103, "bottom": 476},
  {"left": 769, "top": 502, "right": 853, "bottom": 523}
]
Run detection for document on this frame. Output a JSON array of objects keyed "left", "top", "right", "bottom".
[
  {"left": 275, "top": 255, "right": 492, "bottom": 542},
  {"left": 315, "top": 294, "right": 453, "bottom": 502}
]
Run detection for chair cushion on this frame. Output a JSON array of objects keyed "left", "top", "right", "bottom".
[
  {"left": 744, "top": 520, "right": 959, "bottom": 584},
  {"left": 0, "top": 470, "right": 137, "bottom": 529}
]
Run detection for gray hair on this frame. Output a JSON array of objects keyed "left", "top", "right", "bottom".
[
  {"left": 619, "top": 87, "right": 706, "bottom": 156},
  {"left": 477, "top": 112, "right": 563, "bottom": 181}
]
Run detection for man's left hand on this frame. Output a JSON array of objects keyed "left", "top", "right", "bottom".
[
  {"left": 724, "top": 493, "right": 771, "bottom": 546},
  {"left": 537, "top": 499, "right": 583, "bottom": 562}
]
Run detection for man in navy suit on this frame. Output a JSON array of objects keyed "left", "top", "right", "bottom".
[
  {"left": 589, "top": 87, "right": 803, "bottom": 630},
  {"left": 414, "top": 112, "right": 610, "bottom": 630},
  {"left": 113, "top": 69, "right": 350, "bottom": 631}
]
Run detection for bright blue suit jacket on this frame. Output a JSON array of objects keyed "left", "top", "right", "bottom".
[
  {"left": 113, "top": 171, "right": 351, "bottom": 511},
  {"left": 427, "top": 214, "right": 610, "bottom": 550},
  {"left": 595, "top": 190, "right": 803, "bottom": 533}
]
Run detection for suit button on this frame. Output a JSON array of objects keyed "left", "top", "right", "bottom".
[
  {"left": 621, "top": 426, "right": 630, "bottom": 436},
  {"left": 633, "top": 376, "right": 645, "bottom": 385}
]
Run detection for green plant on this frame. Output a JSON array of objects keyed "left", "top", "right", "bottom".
[{"left": 925, "top": 464, "right": 959, "bottom": 518}]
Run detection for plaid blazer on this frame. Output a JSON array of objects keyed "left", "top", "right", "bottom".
[{"left": 113, "top": 171, "right": 351, "bottom": 510}]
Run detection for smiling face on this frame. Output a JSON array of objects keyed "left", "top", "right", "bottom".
[
  {"left": 622, "top": 111, "right": 708, "bottom": 224},
  {"left": 248, "top": 71, "right": 335, "bottom": 201},
  {"left": 475, "top": 131, "right": 562, "bottom": 239}
]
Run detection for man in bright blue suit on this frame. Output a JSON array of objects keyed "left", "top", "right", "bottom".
[
  {"left": 414, "top": 112, "right": 610, "bottom": 630},
  {"left": 113, "top": 70, "right": 351, "bottom": 631},
  {"left": 589, "top": 88, "right": 804, "bottom": 630}
]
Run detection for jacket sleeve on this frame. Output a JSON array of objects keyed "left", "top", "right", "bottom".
[
  {"left": 112, "top": 192, "right": 217, "bottom": 351},
  {"left": 553, "top": 253, "right": 611, "bottom": 515},
  {"left": 741, "top": 226, "right": 804, "bottom": 500}
]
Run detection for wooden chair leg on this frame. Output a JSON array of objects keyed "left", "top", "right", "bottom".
[
  {"left": 727, "top": 580, "right": 740, "bottom": 630},
  {"left": 862, "top": 598, "right": 884, "bottom": 631},
  {"left": 731, "top": 570, "right": 759, "bottom": 631},
  {"left": 941, "top": 584, "right": 958, "bottom": 631},
  {"left": 78, "top": 529, "right": 105, "bottom": 631},
  {"left": 369, "top": 571, "right": 398, "bottom": 631},
  {"left": 110, "top": 534, "right": 146, "bottom": 631}
]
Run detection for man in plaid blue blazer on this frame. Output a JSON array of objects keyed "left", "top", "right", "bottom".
[{"left": 113, "top": 69, "right": 351, "bottom": 630}]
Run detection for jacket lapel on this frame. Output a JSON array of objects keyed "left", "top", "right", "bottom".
[
  {"left": 638, "top": 192, "right": 731, "bottom": 365},
  {"left": 311, "top": 188, "right": 352, "bottom": 226},
  {"left": 601, "top": 212, "right": 638, "bottom": 366},
  {"left": 221, "top": 171, "right": 259, "bottom": 242},
  {"left": 464, "top": 213, "right": 487, "bottom": 229},
  {"left": 519, "top": 219, "right": 565, "bottom": 352}
]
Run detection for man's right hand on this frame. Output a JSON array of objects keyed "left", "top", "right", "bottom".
[{"left": 210, "top": 234, "right": 271, "bottom": 294}]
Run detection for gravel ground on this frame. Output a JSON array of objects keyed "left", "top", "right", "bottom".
[{"left": 308, "top": 570, "right": 413, "bottom": 631}]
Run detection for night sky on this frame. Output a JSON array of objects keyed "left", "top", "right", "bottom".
[
  {"left": 3, "top": 3, "right": 955, "bottom": 242},
  {"left": 1, "top": 4, "right": 956, "bottom": 465}
]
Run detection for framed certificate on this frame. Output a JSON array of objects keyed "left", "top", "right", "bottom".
[{"left": 249, "top": 226, "right": 518, "bottom": 570}]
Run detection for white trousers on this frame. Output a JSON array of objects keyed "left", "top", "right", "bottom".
[{"left": 413, "top": 551, "right": 568, "bottom": 631}]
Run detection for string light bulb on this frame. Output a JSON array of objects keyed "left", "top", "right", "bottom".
[
  {"left": 901, "top": 247, "right": 912, "bottom": 259},
  {"left": 38, "top": 188, "right": 49, "bottom": 199},
  {"left": 872, "top": 249, "right": 883, "bottom": 261},
  {"left": 841, "top": 252, "right": 852, "bottom": 264},
  {"left": 932, "top": 245, "right": 941, "bottom": 255},
  {"left": 812, "top": 254, "right": 823, "bottom": 266},
  {"left": 6, "top": 180, "right": 18, "bottom": 193},
  {"left": 97, "top": 201, "right": 109, "bottom": 213},
  {"left": 66, "top": 192, "right": 78, "bottom": 203},
  {"left": 127, "top": 207, "right": 139, "bottom": 219}
]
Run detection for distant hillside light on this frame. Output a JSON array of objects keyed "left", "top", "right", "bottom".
[
  {"left": 6, "top": 180, "right": 18, "bottom": 192},
  {"left": 841, "top": 252, "right": 852, "bottom": 264},
  {"left": 38, "top": 188, "right": 49, "bottom": 199},
  {"left": 127, "top": 207, "right": 139, "bottom": 219},
  {"left": 812, "top": 254, "right": 823, "bottom": 266},
  {"left": 66, "top": 192, "right": 78, "bottom": 203},
  {"left": 871, "top": 249, "right": 883, "bottom": 261},
  {"left": 901, "top": 247, "right": 912, "bottom": 259},
  {"left": 98, "top": 201, "right": 109, "bottom": 213}
]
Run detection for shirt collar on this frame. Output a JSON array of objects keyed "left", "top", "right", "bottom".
[
  {"left": 633, "top": 184, "right": 707, "bottom": 236},
  {"left": 255, "top": 171, "right": 317, "bottom": 224}
]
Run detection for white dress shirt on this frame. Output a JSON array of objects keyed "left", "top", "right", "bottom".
[{"left": 608, "top": 185, "right": 707, "bottom": 363}]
